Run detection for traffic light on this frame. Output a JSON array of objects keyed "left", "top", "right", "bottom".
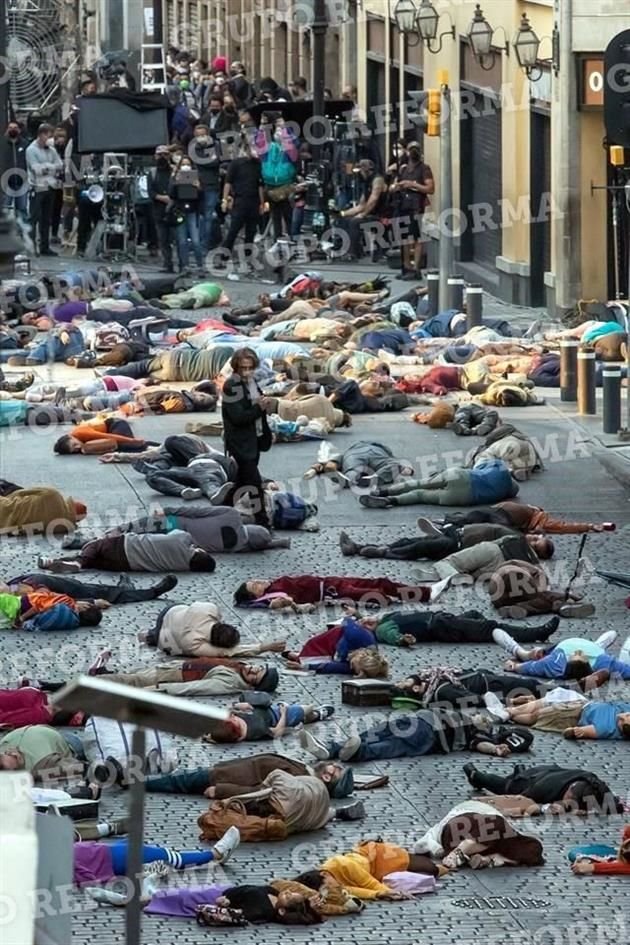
[
  {"left": 604, "top": 29, "right": 630, "bottom": 148},
  {"left": 407, "top": 89, "right": 442, "bottom": 137},
  {"left": 426, "top": 89, "right": 441, "bottom": 136}
]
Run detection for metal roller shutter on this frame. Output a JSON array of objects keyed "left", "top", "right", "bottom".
[{"left": 461, "top": 92, "right": 502, "bottom": 270}]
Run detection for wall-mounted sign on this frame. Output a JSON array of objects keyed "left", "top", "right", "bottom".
[{"left": 582, "top": 58, "right": 605, "bottom": 107}]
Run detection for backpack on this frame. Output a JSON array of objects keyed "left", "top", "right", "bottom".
[{"left": 198, "top": 799, "right": 288, "bottom": 842}]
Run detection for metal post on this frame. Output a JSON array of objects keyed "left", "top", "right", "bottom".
[
  {"left": 448, "top": 276, "right": 465, "bottom": 312},
  {"left": 577, "top": 350, "right": 596, "bottom": 415},
  {"left": 560, "top": 339, "right": 578, "bottom": 401},
  {"left": 466, "top": 284, "right": 483, "bottom": 328},
  {"left": 125, "top": 727, "right": 147, "bottom": 945},
  {"left": 153, "top": 0, "right": 163, "bottom": 44},
  {"left": 311, "top": 0, "right": 328, "bottom": 162},
  {"left": 438, "top": 83, "right": 454, "bottom": 312},
  {"left": 0, "top": 0, "right": 8, "bottom": 152},
  {"left": 426, "top": 270, "right": 439, "bottom": 316},
  {"left": 603, "top": 368, "right": 622, "bottom": 434}
]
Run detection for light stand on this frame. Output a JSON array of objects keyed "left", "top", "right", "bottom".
[
  {"left": 51, "top": 676, "right": 229, "bottom": 945},
  {"left": 311, "top": 0, "right": 328, "bottom": 162}
]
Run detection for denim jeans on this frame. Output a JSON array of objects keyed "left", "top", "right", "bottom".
[
  {"left": 199, "top": 188, "right": 220, "bottom": 254},
  {"left": 269, "top": 704, "right": 305, "bottom": 728},
  {"left": 175, "top": 212, "right": 203, "bottom": 269},
  {"left": 2, "top": 192, "right": 29, "bottom": 221},
  {"left": 331, "top": 715, "right": 434, "bottom": 762},
  {"left": 63, "top": 732, "right": 86, "bottom": 760},
  {"left": 25, "top": 332, "right": 84, "bottom": 365}
]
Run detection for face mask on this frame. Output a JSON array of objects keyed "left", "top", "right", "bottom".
[
  {"left": 47, "top": 137, "right": 55, "bottom": 147},
  {"left": 7, "top": 129, "right": 19, "bottom": 138},
  {"left": 157, "top": 157, "right": 170, "bottom": 168},
  {"left": 196, "top": 135, "right": 210, "bottom": 145},
  {"left": 409, "top": 150, "right": 420, "bottom": 161},
  {"left": 209, "top": 108, "right": 221, "bottom": 115}
]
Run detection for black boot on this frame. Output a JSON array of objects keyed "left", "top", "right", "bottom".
[
  {"left": 335, "top": 800, "right": 366, "bottom": 821},
  {"left": 462, "top": 763, "right": 481, "bottom": 789},
  {"left": 504, "top": 615, "right": 560, "bottom": 643}
]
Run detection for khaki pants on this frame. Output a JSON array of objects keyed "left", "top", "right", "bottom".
[{"left": 108, "top": 666, "right": 183, "bottom": 689}]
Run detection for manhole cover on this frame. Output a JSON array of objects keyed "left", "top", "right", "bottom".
[{"left": 453, "top": 897, "right": 550, "bottom": 910}]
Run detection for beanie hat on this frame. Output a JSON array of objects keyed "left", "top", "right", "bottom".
[
  {"left": 212, "top": 56, "right": 228, "bottom": 73},
  {"left": 257, "top": 666, "right": 279, "bottom": 693},
  {"left": 329, "top": 767, "right": 355, "bottom": 798}
]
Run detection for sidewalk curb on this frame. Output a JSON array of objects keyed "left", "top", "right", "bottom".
[
  {"left": 545, "top": 399, "right": 630, "bottom": 490},
  {"left": 597, "top": 449, "right": 630, "bottom": 489}
]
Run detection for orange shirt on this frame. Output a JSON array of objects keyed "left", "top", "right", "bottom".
[
  {"left": 72, "top": 420, "right": 141, "bottom": 446},
  {"left": 25, "top": 589, "right": 76, "bottom": 612}
]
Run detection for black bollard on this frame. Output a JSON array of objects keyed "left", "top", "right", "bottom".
[
  {"left": 602, "top": 367, "right": 622, "bottom": 434},
  {"left": 577, "top": 349, "right": 596, "bottom": 415},
  {"left": 448, "top": 276, "right": 465, "bottom": 312},
  {"left": 426, "top": 270, "right": 439, "bottom": 316},
  {"left": 466, "top": 284, "right": 483, "bottom": 329},
  {"left": 560, "top": 340, "right": 578, "bottom": 402}
]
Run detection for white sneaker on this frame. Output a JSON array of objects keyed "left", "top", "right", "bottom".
[
  {"left": 429, "top": 576, "right": 451, "bottom": 602},
  {"left": 483, "top": 691, "right": 509, "bottom": 722},
  {"left": 212, "top": 825, "right": 240, "bottom": 864},
  {"left": 416, "top": 516, "right": 444, "bottom": 537},
  {"left": 298, "top": 729, "right": 330, "bottom": 759},
  {"left": 181, "top": 487, "right": 203, "bottom": 501},
  {"left": 339, "top": 735, "right": 362, "bottom": 761},
  {"left": 211, "top": 481, "right": 234, "bottom": 505},
  {"left": 85, "top": 886, "right": 127, "bottom": 906},
  {"left": 595, "top": 630, "right": 617, "bottom": 650},
  {"left": 492, "top": 628, "right": 522, "bottom": 657},
  {"left": 620, "top": 636, "right": 630, "bottom": 664}
]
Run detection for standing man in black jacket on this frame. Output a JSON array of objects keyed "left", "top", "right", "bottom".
[
  {"left": 1, "top": 120, "right": 30, "bottom": 222},
  {"left": 221, "top": 348, "right": 272, "bottom": 528},
  {"left": 149, "top": 146, "right": 175, "bottom": 272},
  {"left": 190, "top": 123, "right": 222, "bottom": 255}
]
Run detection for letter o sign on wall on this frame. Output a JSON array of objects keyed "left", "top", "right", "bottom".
[{"left": 582, "top": 59, "right": 605, "bottom": 108}]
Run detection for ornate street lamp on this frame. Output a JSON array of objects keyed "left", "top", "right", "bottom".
[
  {"left": 467, "top": 3, "right": 509, "bottom": 71},
  {"left": 513, "top": 13, "right": 541, "bottom": 77},
  {"left": 393, "top": 0, "right": 418, "bottom": 35},
  {"left": 394, "top": 0, "right": 455, "bottom": 54},
  {"left": 416, "top": 0, "right": 439, "bottom": 41},
  {"left": 512, "top": 13, "right": 561, "bottom": 80}
]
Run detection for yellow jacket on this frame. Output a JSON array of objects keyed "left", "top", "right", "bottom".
[{"left": 320, "top": 852, "right": 390, "bottom": 900}]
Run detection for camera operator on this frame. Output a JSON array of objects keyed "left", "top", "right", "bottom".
[
  {"left": 25, "top": 123, "right": 63, "bottom": 256},
  {"left": 390, "top": 140, "right": 434, "bottom": 279},
  {"left": 337, "top": 159, "right": 388, "bottom": 262},
  {"left": 50, "top": 127, "right": 69, "bottom": 245},
  {"left": 216, "top": 140, "right": 265, "bottom": 274}
]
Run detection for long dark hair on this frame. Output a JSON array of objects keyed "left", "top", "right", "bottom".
[{"left": 230, "top": 347, "right": 259, "bottom": 374}]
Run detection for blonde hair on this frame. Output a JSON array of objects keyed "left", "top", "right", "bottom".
[{"left": 350, "top": 647, "right": 389, "bottom": 678}]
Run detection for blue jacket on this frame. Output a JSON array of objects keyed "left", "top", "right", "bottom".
[
  {"left": 517, "top": 651, "right": 630, "bottom": 679},
  {"left": 469, "top": 460, "right": 518, "bottom": 504}
]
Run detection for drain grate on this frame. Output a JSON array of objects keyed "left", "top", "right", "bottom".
[{"left": 452, "top": 897, "right": 551, "bottom": 911}]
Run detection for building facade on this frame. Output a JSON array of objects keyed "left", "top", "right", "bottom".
[
  {"left": 358, "top": 0, "right": 629, "bottom": 312},
  {"left": 82, "top": 0, "right": 625, "bottom": 313}
]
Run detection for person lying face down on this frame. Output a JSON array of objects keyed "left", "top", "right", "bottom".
[
  {"left": 137, "top": 600, "right": 287, "bottom": 659},
  {"left": 38, "top": 530, "right": 216, "bottom": 574}
]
